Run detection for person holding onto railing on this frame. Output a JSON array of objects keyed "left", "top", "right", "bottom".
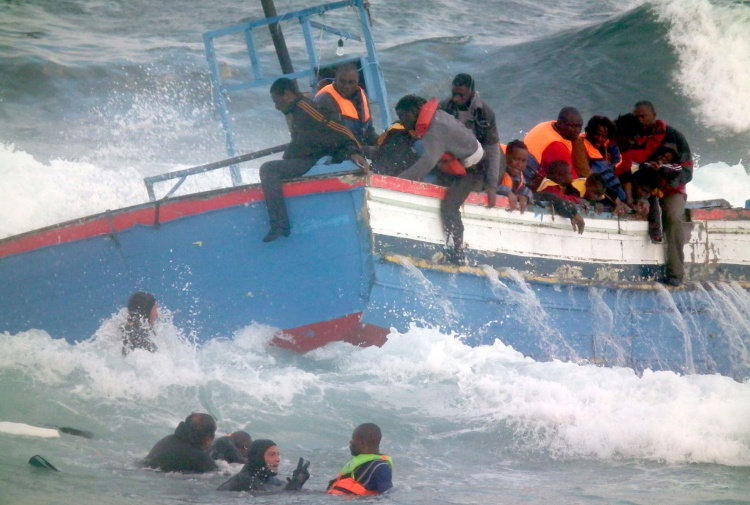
[
  {"left": 315, "top": 63, "right": 379, "bottom": 151},
  {"left": 261, "top": 77, "right": 369, "bottom": 243}
]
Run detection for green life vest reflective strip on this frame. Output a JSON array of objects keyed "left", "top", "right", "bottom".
[{"left": 338, "top": 453, "right": 393, "bottom": 477}]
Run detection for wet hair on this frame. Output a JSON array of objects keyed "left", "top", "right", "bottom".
[
  {"left": 395, "top": 94, "right": 427, "bottom": 115},
  {"left": 584, "top": 115, "right": 616, "bottom": 139},
  {"left": 186, "top": 413, "right": 217, "bottom": 446},
  {"left": 557, "top": 106, "right": 581, "bottom": 123},
  {"left": 634, "top": 100, "right": 656, "bottom": 114},
  {"left": 614, "top": 113, "right": 642, "bottom": 140},
  {"left": 547, "top": 160, "right": 572, "bottom": 183},
  {"left": 231, "top": 431, "right": 252, "bottom": 450},
  {"left": 451, "top": 73, "right": 475, "bottom": 91},
  {"left": 270, "top": 77, "right": 297, "bottom": 96},
  {"left": 127, "top": 292, "right": 155, "bottom": 321},
  {"left": 505, "top": 139, "right": 528, "bottom": 157}
]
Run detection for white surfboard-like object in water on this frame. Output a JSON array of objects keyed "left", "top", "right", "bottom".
[{"left": 0, "top": 421, "right": 60, "bottom": 438}]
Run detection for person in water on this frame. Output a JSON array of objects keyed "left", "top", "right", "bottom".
[
  {"left": 217, "top": 439, "right": 310, "bottom": 492},
  {"left": 327, "top": 423, "right": 393, "bottom": 496},
  {"left": 395, "top": 94, "right": 486, "bottom": 265},
  {"left": 259, "top": 77, "right": 369, "bottom": 243},
  {"left": 211, "top": 430, "right": 252, "bottom": 464},
  {"left": 121, "top": 291, "right": 158, "bottom": 355},
  {"left": 143, "top": 413, "right": 217, "bottom": 473}
]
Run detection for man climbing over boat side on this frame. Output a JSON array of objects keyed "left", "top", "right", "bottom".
[
  {"left": 121, "top": 291, "right": 158, "bottom": 355},
  {"left": 143, "top": 413, "right": 218, "bottom": 473},
  {"left": 629, "top": 100, "right": 693, "bottom": 287},
  {"left": 523, "top": 107, "right": 601, "bottom": 190},
  {"left": 394, "top": 94, "right": 487, "bottom": 265},
  {"left": 315, "top": 63, "right": 379, "bottom": 151},
  {"left": 260, "top": 77, "right": 370, "bottom": 243},
  {"left": 327, "top": 423, "right": 393, "bottom": 496},
  {"left": 439, "top": 73, "right": 501, "bottom": 208}
]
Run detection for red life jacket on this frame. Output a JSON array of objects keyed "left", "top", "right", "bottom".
[
  {"left": 629, "top": 120, "right": 667, "bottom": 164},
  {"left": 414, "top": 97, "right": 466, "bottom": 176}
]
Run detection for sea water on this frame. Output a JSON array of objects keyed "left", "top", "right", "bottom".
[{"left": 1, "top": 0, "right": 750, "bottom": 503}]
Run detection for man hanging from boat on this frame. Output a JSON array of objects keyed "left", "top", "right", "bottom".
[
  {"left": 393, "top": 94, "right": 487, "bottom": 265},
  {"left": 314, "top": 63, "right": 379, "bottom": 151},
  {"left": 260, "top": 77, "right": 370, "bottom": 243}
]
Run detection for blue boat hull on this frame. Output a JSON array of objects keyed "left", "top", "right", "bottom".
[{"left": 1, "top": 177, "right": 371, "bottom": 349}]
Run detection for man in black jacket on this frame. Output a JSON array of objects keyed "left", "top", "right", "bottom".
[
  {"left": 260, "top": 78, "right": 369, "bottom": 242},
  {"left": 143, "top": 413, "right": 217, "bottom": 473}
]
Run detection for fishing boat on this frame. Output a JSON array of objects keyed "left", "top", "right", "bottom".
[{"left": 2, "top": 0, "right": 749, "bottom": 379}]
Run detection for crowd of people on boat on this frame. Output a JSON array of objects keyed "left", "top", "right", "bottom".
[
  {"left": 260, "top": 64, "right": 693, "bottom": 285},
  {"left": 141, "top": 414, "right": 392, "bottom": 496}
]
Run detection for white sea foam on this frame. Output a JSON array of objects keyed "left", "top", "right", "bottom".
[
  {"left": 688, "top": 161, "right": 749, "bottom": 207},
  {"left": 649, "top": 0, "right": 750, "bottom": 133},
  {"left": 322, "top": 326, "right": 750, "bottom": 466}
]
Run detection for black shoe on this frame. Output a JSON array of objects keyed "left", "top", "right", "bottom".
[
  {"left": 262, "top": 229, "right": 290, "bottom": 243},
  {"left": 659, "top": 275, "right": 683, "bottom": 287},
  {"left": 445, "top": 248, "right": 466, "bottom": 266}
]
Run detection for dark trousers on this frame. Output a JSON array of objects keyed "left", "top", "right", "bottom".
[
  {"left": 660, "top": 192, "right": 687, "bottom": 280},
  {"left": 436, "top": 171, "right": 485, "bottom": 251},
  {"left": 259, "top": 158, "right": 317, "bottom": 232}
]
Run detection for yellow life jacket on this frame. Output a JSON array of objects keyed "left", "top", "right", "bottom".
[{"left": 327, "top": 454, "right": 392, "bottom": 496}]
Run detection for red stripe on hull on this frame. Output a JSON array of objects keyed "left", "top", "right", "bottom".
[
  {"left": 270, "top": 313, "right": 390, "bottom": 353},
  {"left": 368, "top": 174, "right": 510, "bottom": 208},
  {"left": 0, "top": 177, "right": 364, "bottom": 259}
]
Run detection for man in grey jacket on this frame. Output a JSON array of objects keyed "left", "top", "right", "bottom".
[{"left": 395, "top": 94, "right": 486, "bottom": 265}]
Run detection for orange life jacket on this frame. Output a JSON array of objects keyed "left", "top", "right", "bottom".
[
  {"left": 327, "top": 454, "right": 391, "bottom": 497},
  {"left": 500, "top": 171, "right": 524, "bottom": 190},
  {"left": 315, "top": 83, "right": 371, "bottom": 122},
  {"left": 524, "top": 121, "right": 601, "bottom": 165},
  {"left": 414, "top": 97, "right": 466, "bottom": 176}
]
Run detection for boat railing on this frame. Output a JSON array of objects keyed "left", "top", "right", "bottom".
[
  {"left": 143, "top": 144, "right": 288, "bottom": 202},
  {"left": 203, "top": 0, "right": 390, "bottom": 185}
]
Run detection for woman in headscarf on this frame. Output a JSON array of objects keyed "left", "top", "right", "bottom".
[
  {"left": 218, "top": 439, "right": 310, "bottom": 492},
  {"left": 121, "top": 291, "right": 158, "bottom": 355}
]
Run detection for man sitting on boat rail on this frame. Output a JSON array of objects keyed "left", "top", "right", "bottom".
[
  {"left": 315, "top": 63, "right": 379, "bottom": 152},
  {"left": 260, "top": 77, "right": 370, "bottom": 243}
]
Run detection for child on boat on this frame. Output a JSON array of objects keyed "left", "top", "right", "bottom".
[{"left": 497, "top": 140, "right": 534, "bottom": 213}]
